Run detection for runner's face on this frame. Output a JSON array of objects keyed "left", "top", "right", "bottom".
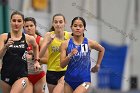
[
  {"left": 24, "top": 21, "right": 36, "bottom": 36},
  {"left": 10, "top": 14, "right": 24, "bottom": 32},
  {"left": 71, "top": 19, "right": 85, "bottom": 36},
  {"left": 53, "top": 16, "right": 65, "bottom": 32}
]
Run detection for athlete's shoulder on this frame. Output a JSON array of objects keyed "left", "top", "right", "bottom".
[
  {"left": 61, "top": 39, "right": 69, "bottom": 50},
  {"left": 62, "top": 39, "right": 70, "bottom": 47},
  {"left": 0, "top": 33, "right": 8, "bottom": 37},
  {"left": 64, "top": 31, "right": 72, "bottom": 39},
  {"left": 25, "top": 34, "right": 35, "bottom": 43},
  {"left": 88, "top": 39, "right": 100, "bottom": 48},
  {"left": 0, "top": 33, "right": 8, "bottom": 40},
  {"left": 64, "top": 31, "right": 72, "bottom": 35},
  {"left": 88, "top": 39, "right": 97, "bottom": 44}
]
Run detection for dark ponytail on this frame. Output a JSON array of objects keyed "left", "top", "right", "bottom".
[{"left": 49, "top": 26, "right": 55, "bottom": 32}]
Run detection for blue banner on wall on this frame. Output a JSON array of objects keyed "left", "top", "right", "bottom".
[{"left": 97, "top": 41, "right": 127, "bottom": 90}]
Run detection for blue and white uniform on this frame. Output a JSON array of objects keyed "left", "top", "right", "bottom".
[{"left": 64, "top": 37, "right": 91, "bottom": 90}]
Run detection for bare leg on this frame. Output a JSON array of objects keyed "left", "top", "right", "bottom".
[
  {"left": 23, "top": 80, "right": 33, "bottom": 93},
  {"left": 34, "top": 75, "right": 46, "bottom": 93},
  {"left": 0, "top": 80, "right": 11, "bottom": 93},
  {"left": 10, "top": 77, "right": 30, "bottom": 93},
  {"left": 47, "top": 84, "right": 56, "bottom": 93},
  {"left": 52, "top": 76, "right": 64, "bottom": 93},
  {"left": 73, "top": 82, "right": 90, "bottom": 93},
  {"left": 64, "top": 82, "right": 73, "bottom": 93}
]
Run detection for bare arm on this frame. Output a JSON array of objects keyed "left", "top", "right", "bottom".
[
  {"left": 39, "top": 32, "right": 55, "bottom": 58},
  {"left": 0, "top": 33, "right": 14, "bottom": 58},
  {"left": 26, "top": 35, "right": 40, "bottom": 71},
  {"left": 27, "top": 35, "right": 39, "bottom": 60},
  {"left": 60, "top": 40, "right": 69, "bottom": 68},
  {"left": 89, "top": 40, "right": 105, "bottom": 72},
  {"left": 39, "top": 37, "right": 48, "bottom": 64},
  {"left": 40, "top": 49, "right": 48, "bottom": 64},
  {"left": 0, "top": 59, "right": 2, "bottom": 73},
  {"left": 60, "top": 40, "right": 78, "bottom": 68}
]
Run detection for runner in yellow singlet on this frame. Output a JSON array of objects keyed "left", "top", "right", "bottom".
[{"left": 39, "top": 14, "right": 71, "bottom": 93}]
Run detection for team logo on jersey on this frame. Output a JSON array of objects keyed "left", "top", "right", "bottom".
[
  {"left": 72, "top": 44, "right": 88, "bottom": 61},
  {"left": 9, "top": 44, "right": 25, "bottom": 48},
  {"left": 52, "top": 46, "right": 60, "bottom": 52},
  {"left": 21, "top": 40, "right": 25, "bottom": 43}
]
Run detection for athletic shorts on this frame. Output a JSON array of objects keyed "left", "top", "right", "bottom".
[
  {"left": 28, "top": 71, "right": 45, "bottom": 85},
  {"left": 46, "top": 71, "right": 65, "bottom": 85},
  {"left": 1, "top": 73, "right": 27, "bottom": 86},
  {"left": 65, "top": 80, "right": 90, "bottom": 90},
  {"left": 65, "top": 80, "right": 83, "bottom": 90}
]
